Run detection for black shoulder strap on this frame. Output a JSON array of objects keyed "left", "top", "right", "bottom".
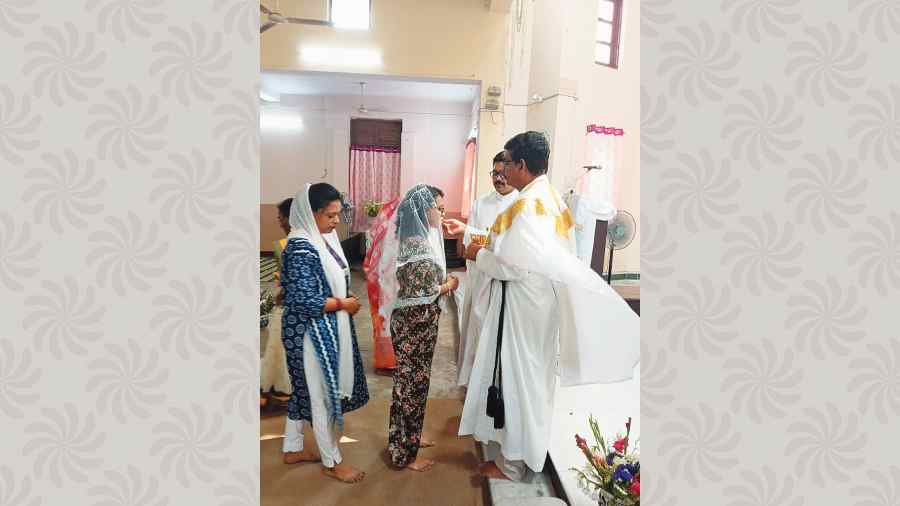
[{"left": 491, "top": 280, "right": 508, "bottom": 395}]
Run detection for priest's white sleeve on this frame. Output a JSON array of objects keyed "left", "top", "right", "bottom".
[{"left": 474, "top": 248, "right": 527, "bottom": 281}]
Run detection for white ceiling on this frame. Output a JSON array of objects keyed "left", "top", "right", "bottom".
[{"left": 260, "top": 71, "right": 480, "bottom": 103}]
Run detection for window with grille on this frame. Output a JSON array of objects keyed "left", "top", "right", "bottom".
[
  {"left": 330, "top": 0, "right": 371, "bottom": 29},
  {"left": 595, "top": 0, "right": 623, "bottom": 68},
  {"left": 350, "top": 119, "right": 401, "bottom": 148}
]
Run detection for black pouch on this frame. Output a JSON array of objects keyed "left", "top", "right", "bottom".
[{"left": 485, "top": 280, "right": 507, "bottom": 429}]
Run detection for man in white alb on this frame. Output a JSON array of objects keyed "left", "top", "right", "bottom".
[
  {"left": 444, "top": 131, "right": 639, "bottom": 481},
  {"left": 444, "top": 151, "right": 519, "bottom": 387}
]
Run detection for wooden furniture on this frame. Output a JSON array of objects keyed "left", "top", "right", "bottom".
[
  {"left": 443, "top": 211, "right": 466, "bottom": 269},
  {"left": 589, "top": 219, "right": 609, "bottom": 276},
  {"left": 613, "top": 284, "right": 640, "bottom": 315},
  {"left": 587, "top": 218, "right": 639, "bottom": 315}
]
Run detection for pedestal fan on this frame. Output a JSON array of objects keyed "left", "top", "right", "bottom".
[{"left": 606, "top": 210, "right": 635, "bottom": 284}]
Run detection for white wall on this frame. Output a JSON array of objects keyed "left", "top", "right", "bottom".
[
  {"left": 261, "top": 0, "right": 510, "bottom": 208},
  {"left": 261, "top": 94, "right": 472, "bottom": 213},
  {"left": 499, "top": 0, "right": 640, "bottom": 274},
  {"left": 564, "top": 0, "right": 640, "bottom": 273}
]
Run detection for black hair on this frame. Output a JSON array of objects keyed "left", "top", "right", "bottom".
[
  {"left": 426, "top": 185, "right": 444, "bottom": 199},
  {"left": 492, "top": 151, "right": 505, "bottom": 165},
  {"left": 277, "top": 198, "right": 293, "bottom": 218},
  {"left": 504, "top": 131, "right": 550, "bottom": 176},
  {"left": 308, "top": 182, "right": 343, "bottom": 213}
]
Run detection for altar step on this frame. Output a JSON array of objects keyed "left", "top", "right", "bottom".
[{"left": 479, "top": 442, "right": 566, "bottom": 506}]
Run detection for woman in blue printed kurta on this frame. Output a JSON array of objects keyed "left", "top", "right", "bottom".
[{"left": 280, "top": 183, "right": 369, "bottom": 484}]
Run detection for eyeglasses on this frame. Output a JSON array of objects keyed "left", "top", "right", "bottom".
[{"left": 489, "top": 170, "right": 506, "bottom": 179}]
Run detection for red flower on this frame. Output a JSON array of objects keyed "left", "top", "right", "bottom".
[
  {"left": 575, "top": 434, "right": 588, "bottom": 451},
  {"left": 613, "top": 437, "right": 628, "bottom": 453},
  {"left": 629, "top": 481, "right": 640, "bottom": 496}
]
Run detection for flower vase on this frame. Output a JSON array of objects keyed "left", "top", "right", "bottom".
[{"left": 597, "top": 488, "right": 628, "bottom": 506}]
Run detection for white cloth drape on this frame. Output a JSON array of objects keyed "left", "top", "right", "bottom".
[
  {"left": 564, "top": 190, "right": 616, "bottom": 265},
  {"left": 260, "top": 321, "right": 292, "bottom": 394},
  {"left": 459, "top": 175, "right": 639, "bottom": 471},
  {"left": 488, "top": 175, "right": 639, "bottom": 385},
  {"left": 287, "top": 185, "right": 354, "bottom": 399}
]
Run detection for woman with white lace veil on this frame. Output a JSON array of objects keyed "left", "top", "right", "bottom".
[
  {"left": 279, "top": 183, "right": 369, "bottom": 483},
  {"left": 374, "top": 184, "right": 459, "bottom": 472}
]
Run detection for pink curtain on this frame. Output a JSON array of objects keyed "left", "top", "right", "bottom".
[
  {"left": 461, "top": 139, "right": 477, "bottom": 219},
  {"left": 349, "top": 144, "right": 401, "bottom": 233}
]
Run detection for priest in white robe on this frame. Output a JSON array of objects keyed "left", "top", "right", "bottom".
[
  {"left": 446, "top": 151, "right": 519, "bottom": 387},
  {"left": 449, "top": 132, "right": 639, "bottom": 481}
]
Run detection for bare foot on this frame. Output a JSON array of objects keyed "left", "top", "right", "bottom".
[
  {"left": 478, "top": 461, "right": 511, "bottom": 480},
  {"left": 406, "top": 457, "right": 435, "bottom": 472},
  {"left": 322, "top": 462, "right": 365, "bottom": 483},
  {"left": 420, "top": 437, "right": 436, "bottom": 448},
  {"left": 283, "top": 450, "right": 321, "bottom": 464}
]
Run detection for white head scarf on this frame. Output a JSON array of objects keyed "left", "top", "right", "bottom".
[
  {"left": 373, "top": 184, "right": 448, "bottom": 335},
  {"left": 287, "top": 184, "right": 354, "bottom": 400}
]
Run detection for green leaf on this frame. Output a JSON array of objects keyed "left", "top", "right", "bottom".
[{"left": 590, "top": 415, "right": 608, "bottom": 455}]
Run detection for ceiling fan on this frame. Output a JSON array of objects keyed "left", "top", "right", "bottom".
[
  {"left": 260, "top": 1, "right": 333, "bottom": 33},
  {"left": 355, "top": 82, "right": 387, "bottom": 114}
]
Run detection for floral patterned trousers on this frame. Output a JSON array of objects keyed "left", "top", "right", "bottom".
[{"left": 387, "top": 302, "right": 441, "bottom": 468}]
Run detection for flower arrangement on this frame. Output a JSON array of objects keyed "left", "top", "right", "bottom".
[
  {"left": 363, "top": 200, "right": 383, "bottom": 217},
  {"left": 260, "top": 290, "right": 275, "bottom": 329},
  {"left": 572, "top": 416, "right": 639, "bottom": 506}
]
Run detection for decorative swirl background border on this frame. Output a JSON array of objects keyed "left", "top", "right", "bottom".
[{"left": 1, "top": 0, "right": 897, "bottom": 503}]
